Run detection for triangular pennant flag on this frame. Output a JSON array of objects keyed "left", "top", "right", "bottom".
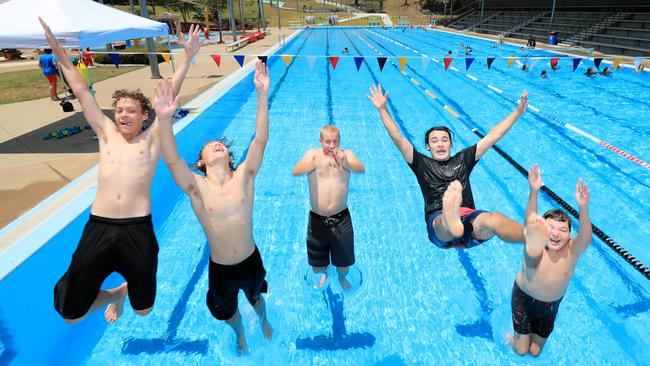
[
  {"left": 328, "top": 56, "right": 339, "bottom": 70},
  {"left": 634, "top": 57, "right": 641, "bottom": 71},
  {"left": 594, "top": 58, "right": 603, "bottom": 70},
  {"left": 377, "top": 57, "right": 387, "bottom": 71},
  {"left": 108, "top": 53, "right": 120, "bottom": 68},
  {"left": 443, "top": 57, "right": 453, "bottom": 71},
  {"left": 465, "top": 57, "right": 475, "bottom": 71},
  {"left": 421, "top": 56, "right": 430, "bottom": 71},
  {"left": 281, "top": 55, "right": 292, "bottom": 66},
  {"left": 398, "top": 57, "right": 408, "bottom": 71},
  {"left": 354, "top": 56, "right": 364, "bottom": 71},
  {"left": 528, "top": 58, "right": 540, "bottom": 71},
  {"left": 572, "top": 58, "right": 582, "bottom": 71},
  {"left": 234, "top": 55, "right": 245, "bottom": 67},
  {"left": 487, "top": 57, "right": 495, "bottom": 70},
  {"left": 210, "top": 55, "right": 221, "bottom": 67},
  {"left": 162, "top": 53, "right": 171, "bottom": 63},
  {"left": 613, "top": 57, "right": 622, "bottom": 70},
  {"left": 258, "top": 55, "right": 268, "bottom": 65},
  {"left": 76, "top": 61, "right": 90, "bottom": 85},
  {"left": 507, "top": 57, "right": 515, "bottom": 68},
  {"left": 133, "top": 39, "right": 140, "bottom": 48},
  {"left": 550, "top": 58, "right": 560, "bottom": 71},
  {"left": 306, "top": 56, "right": 317, "bottom": 69}
]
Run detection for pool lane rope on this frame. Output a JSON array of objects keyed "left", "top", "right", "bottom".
[
  {"left": 366, "top": 29, "right": 650, "bottom": 172},
  {"left": 352, "top": 30, "right": 650, "bottom": 280}
]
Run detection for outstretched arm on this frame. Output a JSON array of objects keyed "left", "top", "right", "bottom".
[
  {"left": 154, "top": 79, "right": 200, "bottom": 197},
  {"left": 241, "top": 60, "right": 270, "bottom": 178},
  {"left": 524, "top": 213, "right": 547, "bottom": 271},
  {"left": 171, "top": 23, "right": 201, "bottom": 97},
  {"left": 570, "top": 179, "right": 592, "bottom": 255},
  {"left": 526, "top": 163, "right": 542, "bottom": 221},
  {"left": 39, "top": 18, "right": 111, "bottom": 137},
  {"left": 367, "top": 84, "right": 413, "bottom": 164},
  {"left": 292, "top": 150, "right": 317, "bottom": 176},
  {"left": 475, "top": 90, "right": 527, "bottom": 160}
]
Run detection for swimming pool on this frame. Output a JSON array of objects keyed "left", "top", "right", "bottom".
[{"left": 1, "top": 27, "right": 649, "bottom": 365}]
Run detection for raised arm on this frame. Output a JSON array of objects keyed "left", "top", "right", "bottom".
[
  {"left": 39, "top": 18, "right": 111, "bottom": 136},
  {"left": 171, "top": 23, "right": 201, "bottom": 97},
  {"left": 367, "top": 84, "right": 413, "bottom": 164},
  {"left": 475, "top": 90, "right": 527, "bottom": 160},
  {"left": 570, "top": 179, "right": 592, "bottom": 255},
  {"left": 292, "top": 150, "right": 317, "bottom": 176},
  {"left": 154, "top": 79, "right": 200, "bottom": 197},
  {"left": 526, "top": 163, "right": 542, "bottom": 220},
  {"left": 241, "top": 60, "right": 270, "bottom": 178}
]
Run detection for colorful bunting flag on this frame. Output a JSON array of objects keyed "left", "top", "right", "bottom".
[
  {"left": 613, "top": 57, "right": 622, "bottom": 70},
  {"left": 354, "top": 57, "right": 364, "bottom": 71},
  {"left": 465, "top": 57, "right": 475, "bottom": 71},
  {"left": 594, "top": 58, "right": 603, "bottom": 70},
  {"left": 328, "top": 56, "right": 339, "bottom": 70},
  {"left": 421, "top": 56, "right": 430, "bottom": 71},
  {"left": 281, "top": 55, "right": 292, "bottom": 66},
  {"left": 108, "top": 53, "right": 120, "bottom": 68},
  {"left": 234, "top": 55, "right": 245, "bottom": 67},
  {"left": 258, "top": 55, "right": 268, "bottom": 65},
  {"left": 572, "top": 58, "right": 582, "bottom": 71},
  {"left": 377, "top": 57, "right": 387, "bottom": 71},
  {"left": 487, "top": 57, "right": 495, "bottom": 70},
  {"left": 398, "top": 57, "right": 408, "bottom": 71},
  {"left": 76, "top": 62, "right": 90, "bottom": 85},
  {"left": 550, "top": 58, "right": 559, "bottom": 71},
  {"left": 162, "top": 53, "right": 171, "bottom": 63},
  {"left": 443, "top": 57, "right": 452, "bottom": 71},
  {"left": 210, "top": 55, "right": 221, "bottom": 67},
  {"left": 507, "top": 57, "right": 515, "bottom": 68},
  {"left": 306, "top": 56, "right": 317, "bottom": 70},
  {"left": 134, "top": 39, "right": 140, "bottom": 48}
]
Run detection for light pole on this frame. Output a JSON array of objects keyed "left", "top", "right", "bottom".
[
  {"left": 140, "top": 0, "right": 162, "bottom": 79},
  {"left": 227, "top": 0, "right": 238, "bottom": 41}
]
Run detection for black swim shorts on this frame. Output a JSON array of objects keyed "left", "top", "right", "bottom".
[
  {"left": 54, "top": 214, "right": 159, "bottom": 320},
  {"left": 306, "top": 208, "right": 355, "bottom": 268},
  {"left": 206, "top": 246, "right": 268, "bottom": 321},
  {"left": 511, "top": 281, "right": 563, "bottom": 338}
]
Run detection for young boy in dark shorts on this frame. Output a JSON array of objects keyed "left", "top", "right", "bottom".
[
  {"left": 154, "top": 61, "right": 273, "bottom": 355},
  {"left": 41, "top": 19, "right": 202, "bottom": 324},
  {"left": 510, "top": 164, "right": 592, "bottom": 357},
  {"left": 293, "top": 125, "right": 365, "bottom": 290}
]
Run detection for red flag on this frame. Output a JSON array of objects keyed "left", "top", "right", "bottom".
[
  {"left": 443, "top": 57, "right": 453, "bottom": 71},
  {"left": 329, "top": 56, "right": 339, "bottom": 70},
  {"left": 210, "top": 55, "right": 221, "bottom": 67},
  {"left": 550, "top": 58, "right": 559, "bottom": 71}
]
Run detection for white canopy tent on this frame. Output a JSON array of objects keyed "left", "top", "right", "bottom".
[{"left": 0, "top": 0, "right": 169, "bottom": 48}]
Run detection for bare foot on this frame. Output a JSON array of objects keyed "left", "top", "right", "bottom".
[
  {"left": 525, "top": 214, "right": 549, "bottom": 251},
  {"left": 236, "top": 330, "right": 249, "bottom": 356},
  {"left": 339, "top": 275, "right": 351, "bottom": 290},
  {"left": 316, "top": 273, "right": 327, "bottom": 289},
  {"left": 442, "top": 180, "right": 464, "bottom": 238},
  {"left": 261, "top": 318, "right": 274, "bottom": 340},
  {"left": 104, "top": 282, "right": 128, "bottom": 323}
]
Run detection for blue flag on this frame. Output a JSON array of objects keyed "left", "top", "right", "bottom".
[
  {"left": 572, "top": 58, "right": 582, "bottom": 72},
  {"left": 465, "top": 57, "right": 475, "bottom": 71},
  {"left": 108, "top": 53, "right": 120, "bottom": 68},
  {"left": 354, "top": 57, "right": 364, "bottom": 71},
  {"left": 234, "top": 55, "right": 245, "bottom": 67}
]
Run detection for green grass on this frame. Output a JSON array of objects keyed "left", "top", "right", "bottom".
[{"left": 0, "top": 66, "right": 143, "bottom": 104}]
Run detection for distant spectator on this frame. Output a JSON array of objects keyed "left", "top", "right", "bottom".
[
  {"left": 527, "top": 36, "right": 536, "bottom": 48},
  {"left": 38, "top": 48, "right": 59, "bottom": 101},
  {"left": 82, "top": 47, "right": 93, "bottom": 67}
]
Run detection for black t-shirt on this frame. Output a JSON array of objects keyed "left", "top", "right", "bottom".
[{"left": 407, "top": 145, "right": 479, "bottom": 219}]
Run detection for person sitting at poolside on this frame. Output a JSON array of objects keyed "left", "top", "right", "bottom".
[
  {"left": 584, "top": 67, "right": 596, "bottom": 77},
  {"left": 509, "top": 164, "right": 592, "bottom": 357},
  {"left": 540, "top": 70, "right": 548, "bottom": 78},
  {"left": 599, "top": 66, "right": 611, "bottom": 76},
  {"left": 154, "top": 61, "right": 273, "bottom": 355},
  {"left": 367, "top": 84, "right": 527, "bottom": 249},
  {"left": 42, "top": 19, "right": 202, "bottom": 325},
  {"left": 292, "top": 125, "right": 365, "bottom": 290}
]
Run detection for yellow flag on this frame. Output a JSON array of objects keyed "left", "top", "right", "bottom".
[
  {"left": 77, "top": 62, "right": 89, "bottom": 85},
  {"left": 134, "top": 39, "right": 140, "bottom": 47},
  {"left": 613, "top": 57, "right": 622, "bottom": 70},
  {"left": 398, "top": 57, "right": 408, "bottom": 71},
  {"left": 281, "top": 55, "right": 292, "bottom": 66},
  {"left": 162, "top": 53, "right": 171, "bottom": 63},
  {"left": 507, "top": 57, "right": 515, "bottom": 68}
]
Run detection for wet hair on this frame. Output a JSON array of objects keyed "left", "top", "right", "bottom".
[
  {"left": 320, "top": 125, "right": 340, "bottom": 140},
  {"left": 44, "top": 48, "right": 52, "bottom": 54},
  {"left": 542, "top": 209, "right": 571, "bottom": 232},
  {"left": 194, "top": 137, "right": 236, "bottom": 174},
  {"left": 424, "top": 126, "right": 454, "bottom": 149},
  {"left": 111, "top": 89, "right": 151, "bottom": 114}
]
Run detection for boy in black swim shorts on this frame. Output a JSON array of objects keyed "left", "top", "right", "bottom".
[
  {"left": 293, "top": 125, "right": 365, "bottom": 290},
  {"left": 509, "top": 164, "right": 592, "bottom": 357}
]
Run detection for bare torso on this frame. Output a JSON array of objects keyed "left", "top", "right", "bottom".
[
  {"left": 92, "top": 127, "right": 159, "bottom": 218},
  {"left": 307, "top": 149, "right": 351, "bottom": 216},
  {"left": 189, "top": 170, "right": 256, "bottom": 265},
  {"left": 516, "top": 240, "right": 579, "bottom": 302}
]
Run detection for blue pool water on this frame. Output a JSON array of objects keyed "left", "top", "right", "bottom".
[{"left": 1, "top": 27, "right": 649, "bottom": 365}]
